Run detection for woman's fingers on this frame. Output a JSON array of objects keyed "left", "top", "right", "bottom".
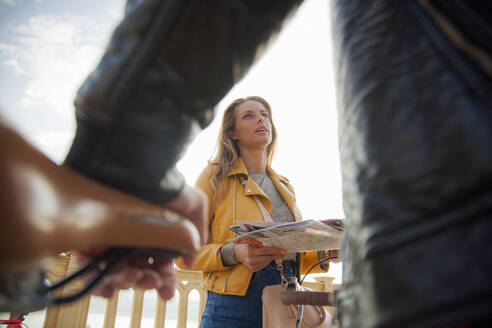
[
  {"left": 253, "top": 246, "right": 287, "bottom": 257},
  {"left": 233, "top": 244, "right": 288, "bottom": 271},
  {"left": 250, "top": 260, "right": 273, "bottom": 272},
  {"left": 250, "top": 253, "right": 285, "bottom": 272},
  {"left": 327, "top": 249, "right": 340, "bottom": 259}
]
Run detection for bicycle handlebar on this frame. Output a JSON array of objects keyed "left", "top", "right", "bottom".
[{"left": 281, "top": 290, "right": 335, "bottom": 307}]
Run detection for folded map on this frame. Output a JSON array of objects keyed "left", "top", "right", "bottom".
[{"left": 228, "top": 219, "right": 343, "bottom": 252}]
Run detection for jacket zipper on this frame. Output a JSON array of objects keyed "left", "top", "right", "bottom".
[
  {"left": 222, "top": 269, "right": 233, "bottom": 292},
  {"left": 223, "top": 176, "right": 239, "bottom": 292},
  {"left": 233, "top": 175, "right": 237, "bottom": 224}
]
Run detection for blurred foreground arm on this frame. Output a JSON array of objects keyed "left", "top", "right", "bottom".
[{"left": 0, "top": 120, "right": 202, "bottom": 310}]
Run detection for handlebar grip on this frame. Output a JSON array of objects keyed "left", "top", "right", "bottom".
[{"left": 281, "top": 290, "right": 335, "bottom": 306}]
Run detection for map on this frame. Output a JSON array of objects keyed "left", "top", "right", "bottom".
[{"left": 228, "top": 219, "right": 343, "bottom": 252}]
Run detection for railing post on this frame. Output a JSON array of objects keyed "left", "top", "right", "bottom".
[
  {"left": 154, "top": 296, "right": 167, "bottom": 328},
  {"left": 314, "top": 276, "right": 338, "bottom": 317},
  {"left": 43, "top": 254, "right": 71, "bottom": 328},
  {"left": 52, "top": 253, "right": 91, "bottom": 328},
  {"left": 176, "top": 282, "right": 189, "bottom": 328},
  {"left": 103, "top": 290, "right": 119, "bottom": 328},
  {"left": 129, "top": 289, "right": 145, "bottom": 328}
]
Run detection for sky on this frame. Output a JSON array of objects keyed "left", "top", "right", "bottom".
[{"left": 0, "top": 0, "right": 344, "bottom": 221}]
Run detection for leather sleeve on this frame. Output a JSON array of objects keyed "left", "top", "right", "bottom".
[
  {"left": 64, "top": 0, "right": 302, "bottom": 203},
  {"left": 332, "top": 0, "right": 492, "bottom": 326}
]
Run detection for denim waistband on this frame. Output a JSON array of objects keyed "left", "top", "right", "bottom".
[{"left": 265, "top": 260, "right": 297, "bottom": 277}]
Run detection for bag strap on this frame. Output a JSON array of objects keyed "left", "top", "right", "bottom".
[
  {"left": 254, "top": 195, "right": 273, "bottom": 222},
  {"left": 238, "top": 174, "right": 284, "bottom": 275}
]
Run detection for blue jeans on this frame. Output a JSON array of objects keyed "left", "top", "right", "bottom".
[{"left": 199, "top": 261, "right": 296, "bottom": 328}]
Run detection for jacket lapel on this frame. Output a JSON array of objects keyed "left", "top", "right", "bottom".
[
  {"left": 227, "top": 158, "right": 301, "bottom": 220},
  {"left": 268, "top": 167, "right": 301, "bottom": 221},
  {"left": 228, "top": 158, "right": 272, "bottom": 214}
]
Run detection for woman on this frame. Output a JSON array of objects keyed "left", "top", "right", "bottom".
[{"left": 177, "top": 96, "right": 332, "bottom": 327}]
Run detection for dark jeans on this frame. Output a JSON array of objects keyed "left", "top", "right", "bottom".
[{"left": 199, "top": 261, "right": 296, "bottom": 328}]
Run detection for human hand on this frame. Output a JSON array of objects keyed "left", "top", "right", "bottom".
[
  {"left": 163, "top": 184, "right": 208, "bottom": 267},
  {"left": 76, "top": 249, "right": 177, "bottom": 300},
  {"left": 319, "top": 249, "right": 341, "bottom": 263},
  {"left": 326, "top": 249, "right": 340, "bottom": 262},
  {"left": 76, "top": 185, "right": 207, "bottom": 300},
  {"left": 233, "top": 244, "right": 287, "bottom": 272}
]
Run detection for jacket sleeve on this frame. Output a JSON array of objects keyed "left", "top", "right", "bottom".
[
  {"left": 299, "top": 251, "right": 327, "bottom": 275},
  {"left": 175, "top": 164, "right": 230, "bottom": 272},
  {"left": 64, "top": 0, "right": 302, "bottom": 204}
]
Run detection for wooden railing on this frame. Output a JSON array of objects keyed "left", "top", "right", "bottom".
[{"left": 37, "top": 254, "right": 338, "bottom": 327}]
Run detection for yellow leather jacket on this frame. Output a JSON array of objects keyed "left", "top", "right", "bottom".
[{"left": 177, "top": 158, "right": 326, "bottom": 296}]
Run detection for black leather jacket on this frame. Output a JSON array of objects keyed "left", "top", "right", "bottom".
[
  {"left": 333, "top": 0, "right": 492, "bottom": 327},
  {"left": 65, "top": 0, "right": 302, "bottom": 203},
  {"left": 65, "top": 0, "right": 492, "bottom": 326}
]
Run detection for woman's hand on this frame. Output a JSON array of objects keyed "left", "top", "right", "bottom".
[
  {"left": 326, "top": 249, "right": 340, "bottom": 262},
  {"left": 233, "top": 244, "right": 287, "bottom": 272}
]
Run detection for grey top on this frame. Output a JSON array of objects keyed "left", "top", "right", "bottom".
[
  {"left": 220, "top": 172, "right": 296, "bottom": 265},
  {"left": 249, "top": 172, "right": 296, "bottom": 223}
]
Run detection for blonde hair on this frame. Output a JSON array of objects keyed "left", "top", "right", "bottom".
[{"left": 210, "top": 96, "right": 278, "bottom": 196}]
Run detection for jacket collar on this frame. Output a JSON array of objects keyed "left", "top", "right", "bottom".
[
  {"left": 226, "top": 157, "right": 300, "bottom": 220},
  {"left": 226, "top": 157, "right": 290, "bottom": 185},
  {"left": 227, "top": 157, "right": 249, "bottom": 177},
  {"left": 228, "top": 158, "right": 266, "bottom": 199},
  {"left": 227, "top": 157, "right": 293, "bottom": 196},
  {"left": 266, "top": 166, "right": 290, "bottom": 186}
]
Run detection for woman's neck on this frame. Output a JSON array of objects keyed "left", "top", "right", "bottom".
[{"left": 240, "top": 148, "right": 267, "bottom": 174}]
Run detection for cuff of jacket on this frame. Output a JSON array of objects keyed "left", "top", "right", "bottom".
[
  {"left": 219, "top": 244, "right": 238, "bottom": 266},
  {"left": 64, "top": 120, "right": 185, "bottom": 204}
]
